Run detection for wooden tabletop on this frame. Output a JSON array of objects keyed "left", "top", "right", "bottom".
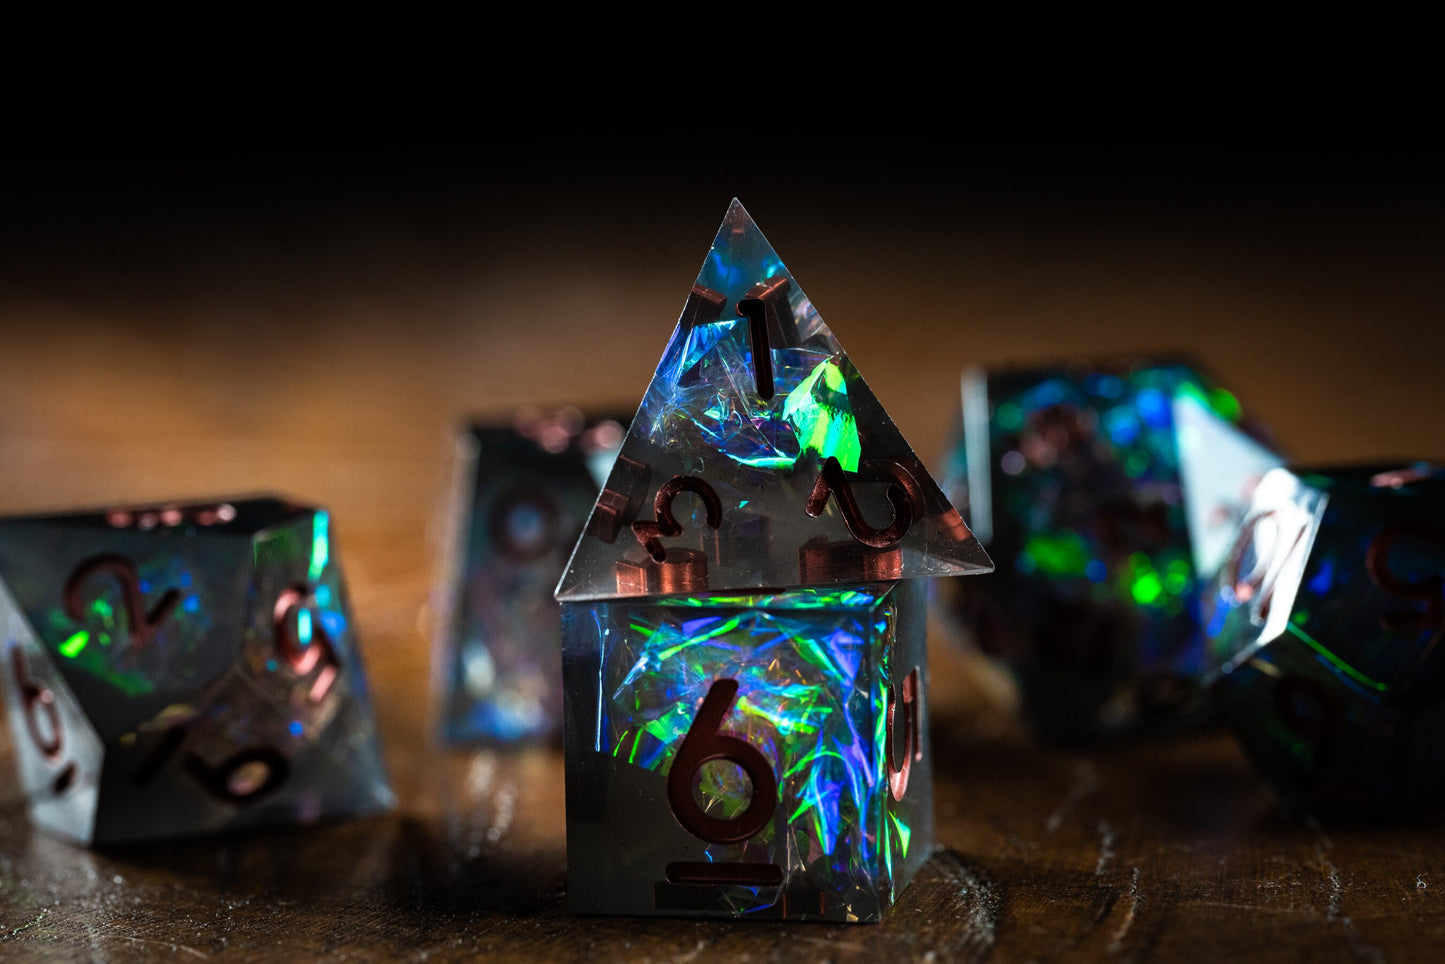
[{"left": 0, "top": 162, "right": 1441, "bottom": 960}]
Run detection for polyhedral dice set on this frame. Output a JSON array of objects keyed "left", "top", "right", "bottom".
[
  {"left": 0, "top": 498, "right": 393, "bottom": 844},
  {"left": 938, "top": 359, "right": 1284, "bottom": 743},
  {"left": 432, "top": 411, "right": 625, "bottom": 743},
  {"left": 1, "top": 198, "right": 1441, "bottom": 921},
  {"left": 556, "top": 200, "right": 991, "bottom": 921}
]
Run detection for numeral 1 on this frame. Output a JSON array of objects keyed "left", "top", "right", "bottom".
[
  {"left": 64, "top": 554, "right": 180, "bottom": 651},
  {"left": 886, "top": 667, "right": 921, "bottom": 801},
  {"left": 735, "top": 298, "right": 774, "bottom": 401}
]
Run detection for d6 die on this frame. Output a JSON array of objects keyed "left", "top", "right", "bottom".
[
  {"left": 1205, "top": 464, "right": 1445, "bottom": 815},
  {"left": 939, "top": 357, "right": 1283, "bottom": 743},
  {"left": 561, "top": 581, "right": 930, "bottom": 922},
  {"left": 0, "top": 497, "right": 393, "bottom": 845},
  {"left": 433, "top": 411, "right": 624, "bottom": 743}
]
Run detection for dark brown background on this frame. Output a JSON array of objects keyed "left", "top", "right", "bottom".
[{"left": 0, "top": 10, "right": 1442, "bottom": 960}]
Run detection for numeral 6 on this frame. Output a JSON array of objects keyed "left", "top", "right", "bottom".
[{"left": 667, "top": 679, "right": 778, "bottom": 844}]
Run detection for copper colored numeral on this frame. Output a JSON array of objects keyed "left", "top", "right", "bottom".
[
  {"left": 10, "top": 648, "right": 63, "bottom": 761},
  {"left": 272, "top": 584, "right": 341, "bottom": 702},
  {"left": 664, "top": 861, "right": 783, "bottom": 887},
  {"left": 886, "top": 666, "right": 922, "bottom": 801},
  {"left": 9, "top": 649, "right": 78, "bottom": 795},
  {"left": 1365, "top": 522, "right": 1445, "bottom": 635},
  {"left": 64, "top": 554, "right": 180, "bottom": 651},
  {"left": 667, "top": 679, "right": 778, "bottom": 844},
  {"left": 632, "top": 476, "right": 723, "bottom": 563},
  {"left": 132, "top": 724, "right": 290, "bottom": 805},
  {"left": 186, "top": 746, "right": 290, "bottom": 804},
  {"left": 735, "top": 298, "right": 774, "bottom": 401},
  {"left": 805, "top": 457, "right": 921, "bottom": 550},
  {"left": 1221, "top": 511, "right": 1307, "bottom": 626}
]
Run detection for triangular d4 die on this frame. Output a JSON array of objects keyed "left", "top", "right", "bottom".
[{"left": 557, "top": 199, "right": 992, "bottom": 601}]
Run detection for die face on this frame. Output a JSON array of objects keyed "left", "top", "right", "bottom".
[
  {"left": 434, "top": 415, "right": 623, "bottom": 743},
  {"left": 561, "top": 582, "right": 931, "bottom": 921},
  {"left": 1205, "top": 464, "right": 1445, "bottom": 812},
  {"left": 0, "top": 507, "right": 260, "bottom": 738},
  {"left": 939, "top": 359, "right": 1282, "bottom": 742},
  {"left": 0, "top": 498, "right": 393, "bottom": 844},
  {"left": 556, "top": 199, "right": 990, "bottom": 604},
  {"left": 0, "top": 579, "right": 104, "bottom": 843}
]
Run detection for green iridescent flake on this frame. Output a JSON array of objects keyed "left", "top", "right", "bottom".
[
  {"left": 1022, "top": 531, "right": 1091, "bottom": 577},
  {"left": 994, "top": 401, "right": 1024, "bottom": 433},
  {"left": 1209, "top": 387, "right": 1241, "bottom": 421},
  {"left": 670, "top": 587, "right": 882, "bottom": 610},
  {"left": 783, "top": 357, "right": 861, "bottom": 472},
  {"left": 254, "top": 527, "right": 304, "bottom": 567},
  {"left": 1164, "top": 558, "right": 1192, "bottom": 595},
  {"left": 1284, "top": 620, "right": 1387, "bottom": 694},
  {"left": 310, "top": 510, "right": 330, "bottom": 581},
  {"left": 59, "top": 629, "right": 89, "bottom": 658}
]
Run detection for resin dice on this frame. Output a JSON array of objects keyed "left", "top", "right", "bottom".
[
  {"left": 1204, "top": 464, "right": 1445, "bottom": 815},
  {"left": 563, "top": 583, "right": 930, "bottom": 919},
  {"left": 432, "top": 410, "right": 624, "bottom": 743},
  {"left": 938, "top": 358, "right": 1283, "bottom": 743},
  {"left": 556, "top": 201, "right": 991, "bottom": 921},
  {"left": 0, "top": 497, "right": 393, "bottom": 845}
]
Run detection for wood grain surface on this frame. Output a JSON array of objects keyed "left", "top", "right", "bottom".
[{"left": 0, "top": 169, "right": 1441, "bottom": 960}]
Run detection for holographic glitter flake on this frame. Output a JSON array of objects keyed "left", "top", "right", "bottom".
[
  {"left": 938, "top": 357, "right": 1283, "bottom": 744},
  {"left": 0, "top": 497, "right": 393, "bottom": 844},
  {"left": 1204, "top": 463, "right": 1445, "bottom": 815}
]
